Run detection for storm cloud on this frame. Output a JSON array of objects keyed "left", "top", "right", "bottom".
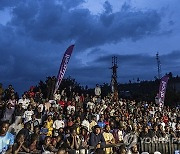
[{"left": 0, "top": 0, "right": 179, "bottom": 94}]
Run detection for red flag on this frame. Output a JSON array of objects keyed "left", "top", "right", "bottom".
[{"left": 54, "top": 45, "right": 75, "bottom": 94}]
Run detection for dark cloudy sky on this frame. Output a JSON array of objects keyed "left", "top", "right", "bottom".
[{"left": 0, "top": 0, "right": 180, "bottom": 95}]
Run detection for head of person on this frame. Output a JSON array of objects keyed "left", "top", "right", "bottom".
[
  {"left": 34, "top": 126, "right": 40, "bottom": 134},
  {"left": 24, "top": 122, "right": 31, "bottom": 130},
  {"left": 22, "top": 94, "right": 26, "bottom": 99},
  {"left": 58, "top": 127, "right": 64, "bottom": 134},
  {"left": 131, "top": 144, "right": 138, "bottom": 153},
  {"left": 27, "top": 104, "right": 32, "bottom": 111},
  {"left": 47, "top": 115, "right": 52, "bottom": 121},
  {"left": 80, "top": 127, "right": 88, "bottom": 136},
  {"left": 144, "top": 126, "right": 149, "bottom": 133},
  {"left": 49, "top": 107, "right": 53, "bottom": 112},
  {"left": 70, "top": 128, "right": 77, "bottom": 137},
  {"left": 16, "top": 134, "right": 25, "bottom": 144},
  {"left": 44, "top": 136, "right": 52, "bottom": 146},
  {"left": 0, "top": 121, "right": 10, "bottom": 136},
  {"left": 94, "top": 125, "right": 101, "bottom": 135},
  {"left": 119, "top": 144, "right": 127, "bottom": 154},
  {"left": 57, "top": 147, "right": 67, "bottom": 154},
  {"left": 104, "top": 124, "right": 111, "bottom": 133},
  {"left": 58, "top": 114, "right": 62, "bottom": 120}
]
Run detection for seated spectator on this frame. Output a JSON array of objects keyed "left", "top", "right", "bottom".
[
  {"left": 67, "top": 116, "right": 74, "bottom": 127},
  {"left": 14, "top": 103, "right": 24, "bottom": 121},
  {"left": 53, "top": 114, "right": 65, "bottom": 136},
  {"left": 139, "top": 126, "right": 152, "bottom": 139},
  {"left": 1, "top": 103, "right": 14, "bottom": 124},
  {"left": 89, "top": 125, "right": 106, "bottom": 153},
  {"left": 89, "top": 115, "right": 97, "bottom": 132},
  {"left": 81, "top": 116, "right": 90, "bottom": 131},
  {"left": 79, "top": 126, "right": 89, "bottom": 154},
  {"left": 56, "top": 134, "right": 65, "bottom": 149},
  {"left": 23, "top": 104, "right": 34, "bottom": 123},
  {"left": 29, "top": 134, "right": 39, "bottom": 153},
  {"left": 98, "top": 116, "right": 106, "bottom": 129},
  {"left": 17, "top": 122, "right": 31, "bottom": 146},
  {"left": 30, "top": 114, "right": 40, "bottom": 132},
  {"left": 12, "top": 134, "right": 30, "bottom": 153},
  {"left": 40, "top": 122, "right": 48, "bottom": 143},
  {"left": 41, "top": 136, "right": 54, "bottom": 153},
  {"left": 103, "top": 124, "right": 115, "bottom": 154},
  {"left": 119, "top": 144, "right": 127, "bottom": 154},
  {"left": 18, "top": 94, "right": 30, "bottom": 110},
  {"left": 130, "top": 144, "right": 139, "bottom": 154},
  {"left": 46, "top": 114, "right": 54, "bottom": 137},
  {"left": 66, "top": 128, "right": 80, "bottom": 151},
  {"left": 0, "top": 121, "right": 14, "bottom": 153}
]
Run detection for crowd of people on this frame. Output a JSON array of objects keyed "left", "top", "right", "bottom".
[{"left": 0, "top": 84, "right": 179, "bottom": 154}]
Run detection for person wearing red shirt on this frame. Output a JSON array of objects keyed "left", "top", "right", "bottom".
[
  {"left": 163, "top": 114, "right": 169, "bottom": 124},
  {"left": 58, "top": 99, "right": 66, "bottom": 109}
]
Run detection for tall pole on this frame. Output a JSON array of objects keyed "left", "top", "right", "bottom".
[
  {"left": 156, "top": 52, "right": 161, "bottom": 79},
  {"left": 111, "top": 56, "right": 118, "bottom": 101}
]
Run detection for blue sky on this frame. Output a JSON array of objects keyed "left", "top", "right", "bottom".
[{"left": 0, "top": 0, "right": 180, "bottom": 94}]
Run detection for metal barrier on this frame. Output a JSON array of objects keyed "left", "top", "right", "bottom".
[
  {"left": 14, "top": 142, "right": 180, "bottom": 154},
  {"left": 139, "top": 141, "right": 180, "bottom": 154}
]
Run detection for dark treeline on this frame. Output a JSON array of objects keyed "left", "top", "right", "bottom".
[
  {"left": 1, "top": 73, "right": 179, "bottom": 106},
  {"left": 33, "top": 72, "right": 180, "bottom": 107}
]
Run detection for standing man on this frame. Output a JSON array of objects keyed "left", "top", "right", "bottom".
[
  {"left": 95, "top": 84, "right": 101, "bottom": 97},
  {"left": 95, "top": 84, "right": 101, "bottom": 104}
]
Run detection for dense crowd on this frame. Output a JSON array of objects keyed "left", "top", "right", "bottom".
[{"left": 0, "top": 84, "right": 179, "bottom": 154}]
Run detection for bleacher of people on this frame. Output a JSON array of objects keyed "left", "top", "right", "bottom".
[{"left": 0, "top": 84, "right": 179, "bottom": 154}]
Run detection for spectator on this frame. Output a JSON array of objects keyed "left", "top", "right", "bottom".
[
  {"left": 103, "top": 124, "right": 115, "bottom": 154},
  {"left": 0, "top": 121, "right": 14, "bottom": 153},
  {"left": 89, "top": 125, "right": 106, "bottom": 153},
  {"left": 12, "top": 134, "right": 30, "bottom": 153},
  {"left": 53, "top": 114, "right": 65, "bottom": 136},
  {"left": 18, "top": 94, "right": 30, "bottom": 110},
  {"left": 46, "top": 114, "right": 54, "bottom": 137},
  {"left": 23, "top": 104, "right": 34, "bottom": 123},
  {"left": 66, "top": 128, "right": 80, "bottom": 153},
  {"left": 41, "top": 136, "right": 54, "bottom": 153},
  {"left": 1, "top": 103, "right": 14, "bottom": 123},
  {"left": 17, "top": 122, "right": 31, "bottom": 146}
]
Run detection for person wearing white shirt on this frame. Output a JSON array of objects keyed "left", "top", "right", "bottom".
[
  {"left": 95, "top": 84, "right": 101, "bottom": 96},
  {"left": 81, "top": 118, "right": 90, "bottom": 131},
  {"left": 53, "top": 115, "right": 65, "bottom": 136},
  {"left": 54, "top": 90, "right": 61, "bottom": 101},
  {"left": 23, "top": 105, "right": 34, "bottom": 123},
  {"left": 171, "top": 119, "right": 177, "bottom": 131},
  {"left": 18, "top": 94, "right": 30, "bottom": 109},
  {"left": 87, "top": 101, "right": 95, "bottom": 110},
  {"left": 67, "top": 102, "right": 75, "bottom": 114}
]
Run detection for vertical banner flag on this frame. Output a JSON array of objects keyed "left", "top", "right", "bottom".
[
  {"left": 158, "top": 75, "right": 169, "bottom": 107},
  {"left": 54, "top": 45, "right": 75, "bottom": 94}
]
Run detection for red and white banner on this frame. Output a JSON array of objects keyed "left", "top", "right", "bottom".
[
  {"left": 158, "top": 75, "right": 169, "bottom": 107},
  {"left": 54, "top": 45, "right": 75, "bottom": 94}
]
